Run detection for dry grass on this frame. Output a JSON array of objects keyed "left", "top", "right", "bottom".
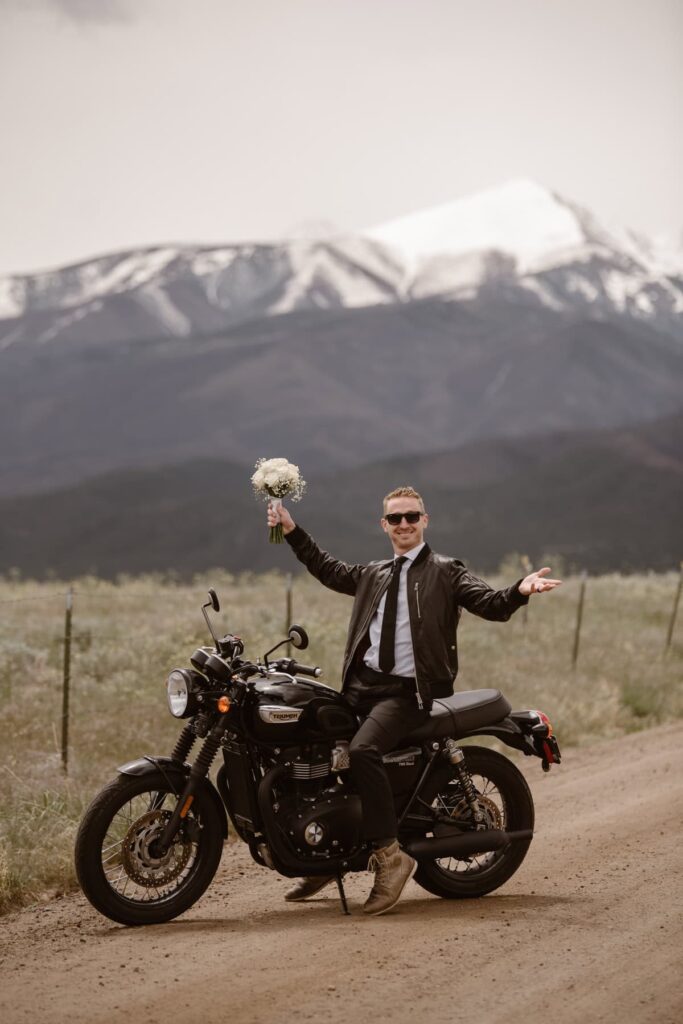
[{"left": 1, "top": 568, "right": 681, "bottom": 914}]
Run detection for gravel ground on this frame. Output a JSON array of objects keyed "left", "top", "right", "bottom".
[{"left": 1, "top": 722, "right": 681, "bottom": 1024}]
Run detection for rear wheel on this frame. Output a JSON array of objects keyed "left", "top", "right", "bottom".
[
  {"left": 75, "top": 771, "right": 225, "bottom": 925},
  {"left": 412, "top": 746, "right": 534, "bottom": 899}
]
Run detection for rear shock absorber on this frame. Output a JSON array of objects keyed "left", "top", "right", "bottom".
[
  {"left": 443, "top": 739, "right": 485, "bottom": 826},
  {"left": 170, "top": 724, "right": 196, "bottom": 764}
]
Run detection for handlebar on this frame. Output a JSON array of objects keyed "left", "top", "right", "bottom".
[
  {"left": 293, "top": 662, "right": 321, "bottom": 678},
  {"left": 276, "top": 657, "right": 321, "bottom": 678}
]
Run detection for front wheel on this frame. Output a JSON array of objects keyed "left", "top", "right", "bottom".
[
  {"left": 412, "top": 746, "right": 535, "bottom": 899},
  {"left": 75, "top": 770, "right": 225, "bottom": 925}
]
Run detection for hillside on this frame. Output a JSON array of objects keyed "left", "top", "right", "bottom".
[
  {"left": 1, "top": 179, "right": 682, "bottom": 500},
  {"left": 2, "top": 297, "right": 682, "bottom": 499},
  {"left": 1, "top": 414, "right": 680, "bottom": 577}
]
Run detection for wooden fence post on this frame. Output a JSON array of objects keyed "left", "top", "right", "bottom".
[
  {"left": 664, "top": 563, "right": 683, "bottom": 653},
  {"left": 571, "top": 571, "right": 587, "bottom": 669},
  {"left": 61, "top": 587, "right": 73, "bottom": 774}
]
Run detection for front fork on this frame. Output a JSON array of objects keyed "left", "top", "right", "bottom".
[{"left": 153, "top": 714, "right": 229, "bottom": 855}]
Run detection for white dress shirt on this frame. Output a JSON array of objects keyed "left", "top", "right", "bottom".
[{"left": 363, "top": 542, "right": 425, "bottom": 677}]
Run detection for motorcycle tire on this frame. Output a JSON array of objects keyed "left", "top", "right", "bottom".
[
  {"left": 412, "top": 745, "right": 535, "bottom": 900},
  {"left": 75, "top": 770, "right": 225, "bottom": 926}
]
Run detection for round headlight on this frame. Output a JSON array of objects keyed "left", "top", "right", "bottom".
[{"left": 166, "top": 669, "right": 190, "bottom": 717}]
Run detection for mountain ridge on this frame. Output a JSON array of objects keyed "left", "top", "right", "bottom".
[
  {"left": 1, "top": 180, "right": 681, "bottom": 348},
  {"left": 2, "top": 179, "right": 682, "bottom": 510},
  {"left": 1, "top": 413, "right": 680, "bottom": 579},
  {"left": 2, "top": 295, "right": 682, "bottom": 498}
]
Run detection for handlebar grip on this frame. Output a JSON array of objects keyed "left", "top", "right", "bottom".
[{"left": 292, "top": 662, "right": 321, "bottom": 678}]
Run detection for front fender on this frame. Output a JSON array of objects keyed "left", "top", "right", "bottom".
[
  {"left": 118, "top": 755, "right": 228, "bottom": 838},
  {"left": 118, "top": 755, "right": 188, "bottom": 779}
]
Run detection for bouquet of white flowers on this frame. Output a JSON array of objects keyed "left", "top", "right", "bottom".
[{"left": 251, "top": 457, "right": 306, "bottom": 542}]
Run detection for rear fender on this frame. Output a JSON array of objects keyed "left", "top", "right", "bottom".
[
  {"left": 456, "top": 720, "right": 540, "bottom": 761},
  {"left": 118, "top": 755, "right": 228, "bottom": 838},
  {"left": 458, "top": 713, "right": 561, "bottom": 769},
  {"left": 456, "top": 717, "right": 532, "bottom": 754}
]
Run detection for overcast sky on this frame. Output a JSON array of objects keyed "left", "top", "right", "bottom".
[{"left": 0, "top": 0, "right": 681, "bottom": 275}]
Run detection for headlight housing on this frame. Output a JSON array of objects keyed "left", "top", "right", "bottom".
[{"left": 166, "top": 668, "right": 200, "bottom": 718}]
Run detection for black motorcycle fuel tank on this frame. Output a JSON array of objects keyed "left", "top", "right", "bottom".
[{"left": 248, "top": 675, "right": 358, "bottom": 743}]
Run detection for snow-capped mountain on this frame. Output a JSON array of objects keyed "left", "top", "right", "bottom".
[
  {"left": 0, "top": 179, "right": 681, "bottom": 348},
  {"left": 0, "top": 237, "right": 405, "bottom": 347},
  {"left": 367, "top": 178, "right": 592, "bottom": 273},
  {"left": 366, "top": 178, "right": 683, "bottom": 329},
  {"left": 2, "top": 177, "right": 681, "bottom": 555}
]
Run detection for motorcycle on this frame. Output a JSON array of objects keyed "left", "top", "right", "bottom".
[{"left": 75, "top": 588, "right": 561, "bottom": 924}]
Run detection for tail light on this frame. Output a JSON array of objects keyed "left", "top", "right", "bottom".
[{"left": 530, "top": 711, "right": 561, "bottom": 771}]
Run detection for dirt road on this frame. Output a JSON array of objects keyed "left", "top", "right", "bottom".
[{"left": 1, "top": 723, "right": 681, "bottom": 1024}]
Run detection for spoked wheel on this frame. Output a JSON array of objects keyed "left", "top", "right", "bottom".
[
  {"left": 75, "top": 771, "right": 225, "bottom": 925},
  {"left": 412, "top": 746, "right": 535, "bottom": 899}
]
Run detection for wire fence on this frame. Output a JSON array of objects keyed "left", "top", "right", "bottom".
[{"left": 1, "top": 566, "right": 682, "bottom": 775}]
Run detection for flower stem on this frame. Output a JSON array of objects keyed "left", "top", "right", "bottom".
[{"left": 268, "top": 496, "right": 284, "bottom": 543}]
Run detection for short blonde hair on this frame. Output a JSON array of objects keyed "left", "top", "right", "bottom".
[{"left": 383, "top": 486, "right": 425, "bottom": 515}]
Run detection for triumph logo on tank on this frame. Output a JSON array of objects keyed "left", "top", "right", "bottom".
[{"left": 258, "top": 707, "right": 303, "bottom": 724}]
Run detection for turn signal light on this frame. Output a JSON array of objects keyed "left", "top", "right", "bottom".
[
  {"left": 217, "top": 696, "right": 231, "bottom": 713},
  {"left": 534, "top": 709, "right": 553, "bottom": 735}
]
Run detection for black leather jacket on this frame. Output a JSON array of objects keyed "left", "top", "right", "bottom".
[{"left": 285, "top": 526, "right": 528, "bottom": 708}]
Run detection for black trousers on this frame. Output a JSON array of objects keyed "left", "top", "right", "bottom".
[{"left": 346, "top": 678, "right": 430, "bottom": 842}]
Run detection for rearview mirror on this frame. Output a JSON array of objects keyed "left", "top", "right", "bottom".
[
  {"left": 207, "top": 589, "right": 220, "bottom": 613},
  {"left": 287, "top": 624, "right": 308, "bottom": 650}
]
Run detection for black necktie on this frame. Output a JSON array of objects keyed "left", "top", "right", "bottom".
[{"left": 379, "top": 556, "right": 407, "bottom": 674}]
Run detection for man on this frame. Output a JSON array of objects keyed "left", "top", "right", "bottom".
[{"left": 267, "top": 486, "right": 561, "bottom": 915}]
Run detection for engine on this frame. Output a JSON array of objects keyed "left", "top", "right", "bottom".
[
  {"left": 276, "top": 782, "right": 363, "bottom": 858},
  {"left": 273, "top": 742, "right": 362, "bottom": 859}
]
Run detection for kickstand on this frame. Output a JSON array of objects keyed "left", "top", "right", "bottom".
[{"left": 335, "top": 872, "right": 350, "bottom": 915}]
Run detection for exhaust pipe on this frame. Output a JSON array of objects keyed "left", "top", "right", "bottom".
[{"left": 404, "top": 829, "right": 533, "bottom": 861}]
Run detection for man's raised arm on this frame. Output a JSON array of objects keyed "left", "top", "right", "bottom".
[{"left": 267, "top": 502, "right": 364, "bottom": 596}]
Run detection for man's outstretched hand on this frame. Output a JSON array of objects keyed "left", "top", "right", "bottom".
[
  {"left": 267, "top": 501, "right": 296, "bottom": 535},
  {"left": 519, "top": 567, "right": 563, "bottom": 596}
]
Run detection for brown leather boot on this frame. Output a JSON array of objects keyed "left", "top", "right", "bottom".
[
  {"left": 284, "top": 875, "right": 336, "bottom": 902},
  {"left": 363, "top": 840, "right": 417, "bottom": 916}
]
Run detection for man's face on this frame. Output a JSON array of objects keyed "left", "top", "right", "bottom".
[{"left": 381, "top": 496, "right": 429, "bottom": 553}]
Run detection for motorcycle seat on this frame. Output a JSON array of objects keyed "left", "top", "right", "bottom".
[{"left": 403, "top": 688, "right": 511, "bottom": 742}]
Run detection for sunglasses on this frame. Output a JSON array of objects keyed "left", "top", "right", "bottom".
[{"left": 384, "top": 511, "right": 424, "bottom": 525}]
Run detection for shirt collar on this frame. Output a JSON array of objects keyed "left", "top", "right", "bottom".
[{"left": 395, "top": 541, "right": 425, "bottom": 563}]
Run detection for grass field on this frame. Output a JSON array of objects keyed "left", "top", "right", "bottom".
[{"left": 1, "top": 569, "right": 681, "bottom": 914}]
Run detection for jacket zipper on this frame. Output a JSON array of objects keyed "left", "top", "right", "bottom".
[
  {"left": 344, "top": 574, "right": 392, "bottom": 683},
  {"left": 409, "top": 577, "right": 424, "bottom": 710}
]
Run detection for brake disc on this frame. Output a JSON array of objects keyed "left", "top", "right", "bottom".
[
  {"left": 120, "top": 809, "right": 192, "bottom": 887},
  {"left": 441, "top": 791, "right": 504, "bottom": 830},
  {"left": 469, "top": 793, "right": 503, "bottom": 830}
]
